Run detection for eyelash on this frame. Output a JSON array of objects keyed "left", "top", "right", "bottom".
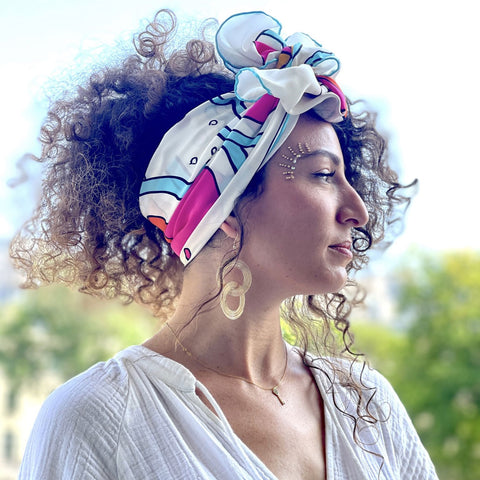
[{"left": 314, "top": 170, "right": 336, "bottom": 182}]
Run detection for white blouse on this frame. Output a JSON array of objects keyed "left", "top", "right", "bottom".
[{"left": 19, "top": 345, "right": 438, "bottom": 479}]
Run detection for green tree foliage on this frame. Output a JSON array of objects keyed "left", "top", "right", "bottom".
[
  {"left": 353, "top": 250, "right": 480, "bottom": 480},
  {"left": 349, "top": 320, "right": 406, "bottom": 380},
  {"left": 395, "top": 250, "right": 480, "bottom": 479},
  {"left": 0, "top": 286, "right": 159, "bottom": 391}
]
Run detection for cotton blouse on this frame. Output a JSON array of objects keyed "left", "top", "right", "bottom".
[{"left": 19, "top": 345, "right": 438, "bottom": 479}]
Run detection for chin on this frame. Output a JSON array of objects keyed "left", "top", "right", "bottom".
[{"left": 312, "top": 269, "right": 348, "bottom": 295}]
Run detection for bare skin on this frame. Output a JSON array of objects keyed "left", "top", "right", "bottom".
[{"left": 144, "top": 116, "right": 368, "bottom": 479}]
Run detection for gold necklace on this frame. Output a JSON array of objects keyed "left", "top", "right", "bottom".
[{"left": 164, "top": 322, "right": 288, "bottom": 406}]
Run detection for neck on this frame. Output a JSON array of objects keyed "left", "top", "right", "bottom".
[
  {"left": 147, "top": 252, "right": 288, "bottom": 384},
  {"left": 166, "top": 297, "right": 286, "bottom": 383}
]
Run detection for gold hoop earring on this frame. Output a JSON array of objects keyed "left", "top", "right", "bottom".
[{"left": 218, "top": 259, "right": 252, "bottom": 320}]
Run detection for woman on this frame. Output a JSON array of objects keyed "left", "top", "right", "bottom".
[{"left": 12, "top": 10, "right": 437, "bottom": 480}]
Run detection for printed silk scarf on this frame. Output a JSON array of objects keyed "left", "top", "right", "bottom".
[{"left": 139, "top": 11, "right": 347, "bottom": 264}]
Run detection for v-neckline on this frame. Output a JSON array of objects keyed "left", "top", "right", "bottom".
[{"left": 130, "top": 344, "right": 331, "bottom": 480}]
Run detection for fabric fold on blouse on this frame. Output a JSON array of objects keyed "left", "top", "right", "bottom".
[{"left": 19, "top": 345, "right": 438, "bottom": 480}]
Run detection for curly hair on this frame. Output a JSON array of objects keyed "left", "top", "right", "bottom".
[
  {"left": 10, "top": 10, "right": 235, "bottom": 315},
  {"left": 10, "top": 9, "right": 414, "bottom": 468}
]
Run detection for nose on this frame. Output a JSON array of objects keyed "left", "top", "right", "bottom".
[{"left": 337, "top": 184, "right": 369, "bottom": 227}]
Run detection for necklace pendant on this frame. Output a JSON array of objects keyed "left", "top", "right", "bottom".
[{"left": 272, "top": 386, "right": 286, "bottom": 406}]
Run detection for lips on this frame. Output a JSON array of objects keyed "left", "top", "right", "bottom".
[{"left": 328, "top": 241, "right": 353, "bottom": 258}]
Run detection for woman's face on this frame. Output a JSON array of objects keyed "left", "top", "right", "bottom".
[{"left": 241, "top": 114, "right": 369, "bottom": 297}]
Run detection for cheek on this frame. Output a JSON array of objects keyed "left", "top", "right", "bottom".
[
  {"left": 242, "top": 196, "right": 290, "bottom": 255},
  {"left": 246, "top": 198, "right": 318, "bottom": 255}
]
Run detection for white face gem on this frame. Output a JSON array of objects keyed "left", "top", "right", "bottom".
[{"left": 278, "top": 143, "right": 311, "bottom": 180}]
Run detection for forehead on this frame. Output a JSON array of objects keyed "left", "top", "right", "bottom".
[
  {"left": 281, "top": 114, "right": 343, "bottom": 156},
  {"left": 264, "top": 115, "right": 345, "bottom": 180}
]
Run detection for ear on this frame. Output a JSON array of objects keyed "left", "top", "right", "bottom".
[{"left": 220, "top": 215, "right": 239, "bottom": 240}]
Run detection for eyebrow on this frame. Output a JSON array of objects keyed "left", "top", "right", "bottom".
[{"left": 303, "top": 148, "right": 341, "bottom": 166}]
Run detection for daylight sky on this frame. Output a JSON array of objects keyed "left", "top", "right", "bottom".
[{"left": 1, "top": 0, "right": 478, "bottom": 265}]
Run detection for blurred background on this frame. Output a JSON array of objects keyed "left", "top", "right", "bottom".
[{"left": 1, "top": 0, "right": 478, "bottom": 478}]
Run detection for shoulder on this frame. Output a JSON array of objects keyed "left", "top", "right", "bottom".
[
  {"left": 19, "top": 348, "right": 138, "bottom": 479},
  {"left": 41, "top": 349, "right": 131, "bottom": 429},
  {"left": 358, "top": 364, "right": 439, "bottom": 478},
  {"left": 309, "top": 356, "right": 438, "bottom": 479},
  {"left": 310, "top": 356, "right": 418, "bottom": 436},
  {"left": 308, "top": 355, "right": 403, "bottom": 410}
]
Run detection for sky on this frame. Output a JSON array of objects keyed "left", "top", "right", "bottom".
[{"left": 1, "top": 0, "right": 478, "bottom": 268}]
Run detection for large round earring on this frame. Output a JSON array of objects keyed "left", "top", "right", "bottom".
[{"left": 218, "top": 259, "right": 252, "bottom": 320}]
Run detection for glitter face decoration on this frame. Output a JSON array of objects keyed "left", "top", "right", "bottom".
[{"left": 278, "top": 143, "right": 311, "bottom": 180}]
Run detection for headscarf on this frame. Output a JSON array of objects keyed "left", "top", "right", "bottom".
[{"left": 139, "top": 11, "right": 347, "bottom": 265}]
